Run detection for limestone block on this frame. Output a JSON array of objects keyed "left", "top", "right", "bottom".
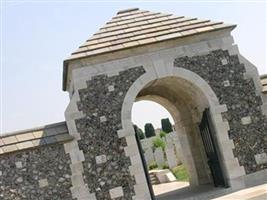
[
  {"left": 134, "top": 172, "right": 147, "bottom": 184},
  {"left": 2, "top": 136, "right": 17, "bottom": 145},
  {"left": 130, "top": 154, "right": 142, "bottom": 165},
  {"left": 15, "top": 161, "right": 23, "bottom": 168},
  {"left": 71, "top": 185, "right": 93, "bottom": 199},
  {"left": 70, "top": 162, "right": 84, "bottom": 174},
  {"left": 124, "top": 144, "right": 139, "bottom": 157},
  {"left": 64, "top": 140, "right": 79, "bottom": 154},
  {"left": 107, "top": 70, "right": 120, "bottom": 77},
  {"left": 39, "top": 178, "right": 49, "bottom": 188},
  {"left": 109, "top": 186, "right": 123, "bottom": 199},
  {"left": 133, "top": 183, "right": 150, "bottom": 198},
  {"left": 95, "top": 155, "right": 107, "bottom": 164},
  {"left": 69, "top": 150, "right": 85, "bottom": 164},
  {"left": 117, "top": 127, "right": 135, "bottom": 138},
  {"left": 223, "top": 80, "right": 230, "bottom": 87},
  {"left": 221, "top": 58, "right": 228, "bottom": 65},
  {"left": 16, "top": 133, "right": 35, "bottom": 141},
  {"left": 100, "top": 116, "right": 107, "bottom": 122},
  {"left": 129, "top": 163, "right": 144, "bottom": 176},
  {"left": 16, "top": 177, "right": 23, "bottom": 183},
  {"left": 108, "top": 85, "right": 115, "bottom": 92},
  {"left": 241, "top": 116, "right": 252, "bottom": 125},
  {"left": 71, "top": 174, "right": 85, "bottom": 186},
  {"left": 208, "top": 38, "right": 223, "bottom": 49},
  {"left": 255, "top": 153, "right": 267, "bottom": 165}
]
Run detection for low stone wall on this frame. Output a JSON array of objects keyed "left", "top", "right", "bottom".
[
  {"left": 0, "top": 122, "right": 74, "bottom": 200},
  {"left": 0, "top": 144, "right": 73, "bottom": 200}
]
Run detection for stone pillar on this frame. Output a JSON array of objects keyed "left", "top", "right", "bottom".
[{"left": 65, "top": 67, "right": 149, "bottom": 199}]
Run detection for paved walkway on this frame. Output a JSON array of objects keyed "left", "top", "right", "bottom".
[{"left": 154, "top": 182, "right": 267, "bottom": 200}]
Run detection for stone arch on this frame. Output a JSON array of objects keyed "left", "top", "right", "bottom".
[
  {"left": 135, "top": 95, "right": 202, "bottom": 186},
  {"left": 120, "top": 67, "right": 245, "bottom": 198}
]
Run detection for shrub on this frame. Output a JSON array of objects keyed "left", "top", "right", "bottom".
[
  {"left": 159, "top": 131, "right": 167, "bottom": 138},
  {"left": 171, "top": 165, "right": 189, "bottom": 181},
  {"left": 162, "top": 163, "right": 169, "bottom": 169},
  {"left": 152, "top": 137, "right": 166, "bottom": 150},
  {"left": 161, "top": 118, "right": 173, "bottom": 133},
  {"left": 144, "top": 123, "right": 156, "bottom": 138},
  {"left": 148, "top": 162, "right": 158, "bottom": 170}
]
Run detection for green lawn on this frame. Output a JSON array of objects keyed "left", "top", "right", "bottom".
[{"left": 171, "top": 165, "right": 189, "bottom": 181}]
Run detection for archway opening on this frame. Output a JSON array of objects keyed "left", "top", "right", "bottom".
[
  {"left": 132, "top": 100, "right": 190, "bottom": 196},
  {"left": 130, "top": 75, "right": 227, "bottom": 199}
]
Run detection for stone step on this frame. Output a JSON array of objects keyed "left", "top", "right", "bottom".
[{"left": 149, "top": 172, "right": 160, "bottom": 185}]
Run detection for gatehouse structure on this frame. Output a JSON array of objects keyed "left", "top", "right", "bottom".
[{"left": 1, "top": 8, "right": 267, "bottom": 200}]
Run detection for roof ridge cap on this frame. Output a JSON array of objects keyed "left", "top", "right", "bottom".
[{"left": 117, "top": 8, "right": 139, "bottom": 14}]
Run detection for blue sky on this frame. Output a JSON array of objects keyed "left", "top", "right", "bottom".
[{"left": 1, "top": 1, "right": 266, "bottom": 133}]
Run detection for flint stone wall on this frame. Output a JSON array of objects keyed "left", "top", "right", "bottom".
[
  {"left": 0, "top": 144, "right": 73, "bottom": 200},
  {"left": 75, "top": 67, "right": 145, "bottom": 199},
  {"left": 174, "top": 49, "right": 267, "bottom": 174}
]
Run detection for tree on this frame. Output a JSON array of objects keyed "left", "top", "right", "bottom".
[
  {"left": 144, "top": 123, "right": 155, "bottom": 138},
  {"left": 161, "top": 118, "right": 173, "bottom": 133},
  {"left": 133, "top": 124, "right": 145, "bottom": 140}
]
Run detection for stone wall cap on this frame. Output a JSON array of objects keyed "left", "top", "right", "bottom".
[{"left": 0, "top": 121, "right": 73, "bottom": 155}]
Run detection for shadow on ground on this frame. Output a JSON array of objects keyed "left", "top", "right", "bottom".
[{"left": 155, "top": 183, "right": 267, "bottom": 200}]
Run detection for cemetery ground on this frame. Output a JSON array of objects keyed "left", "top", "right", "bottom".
[
  {"left": 155, "top": 182, "right": 267, "bottom": 200},
  {"left": 149, "top": 163, "right": 267, "bottom": 200},
  {"left": 140, "top": 126, "right": 267, "bottom": 200}
]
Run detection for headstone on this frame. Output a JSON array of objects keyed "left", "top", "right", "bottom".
[
  {"left": 141, "top": 138, "right": 153, "bottom": 149},
  {"left": 165, "top": 134, "right": 173, "bottom": 146},
  {"left": 144, "top": 147, "right": 155, "bottom": 166},
  {"left": 166, "top": 145, "right": 178, "bottom": 168},
  {"left": 154, "top": 148, "right": 165, "bottom": 167}
]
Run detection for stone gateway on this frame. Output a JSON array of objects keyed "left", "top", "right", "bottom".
[{"left": 1, "top": 8, "right": 266, "bottom": 200}]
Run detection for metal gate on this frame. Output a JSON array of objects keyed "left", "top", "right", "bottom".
[
  {"left": 135, "top": 132, "right": 156, "bottom": 199},
  {"left": 199, "top": 108, "right": 227, "bottom": 187}
]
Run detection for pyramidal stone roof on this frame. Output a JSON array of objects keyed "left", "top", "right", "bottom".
[
  {"left": 261, "top": 74, "right": 267, "bottom": 93},
  {"left": 66, "top": 8, "right": 236, "bottom": 61}
]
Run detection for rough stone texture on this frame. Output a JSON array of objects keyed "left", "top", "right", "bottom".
[
  {"left": 174, "top": 49, "right": 267, "bottom": 174},
  {"left": 0, "top": 144, "right": 73, "bottom": 200},
  {"left": 75, "top": 67, "right": 145, "bottom": 200}
]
